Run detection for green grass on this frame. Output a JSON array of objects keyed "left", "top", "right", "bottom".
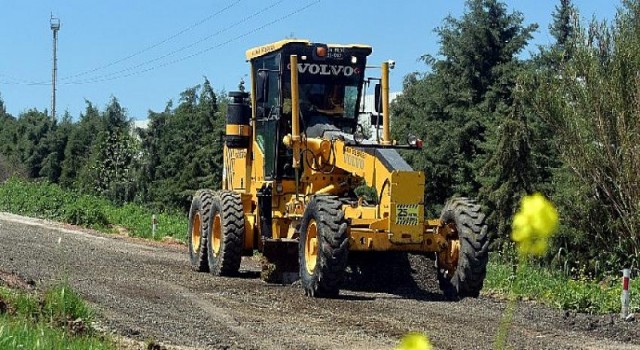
[
  {"left": 0, "top": 284, "right": 114, "bottom": 350},
  {"left": 0, "top": 283, "right": 93, "bottom": 325},
  {"left": 103, "top": 203, "right": 186, "bottom": 241},
  {"left": 0, "top": 178, "right": 187, "bottom": 242},
  {"left": 484, "top": 258, "right": 635, "bottom": 314},
  {"left": 0, "top": 317, "right": 113, "bottom": 350}
]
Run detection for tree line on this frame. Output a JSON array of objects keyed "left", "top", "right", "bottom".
[
  {"left": 1, "top": 0, "right": 639, "bottom": 277},
  {"left": 0, "top": 78, "right": 226, "bottom": 211}
]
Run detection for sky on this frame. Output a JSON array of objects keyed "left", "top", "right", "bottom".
[{"left": 0, "top": 0, "right": 620, "bottom": 121}]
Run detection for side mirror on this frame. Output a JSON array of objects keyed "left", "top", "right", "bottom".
[
  {"left": 256, "top": 70, "right": 269, "bottom": 104},
  {"left": 374, "top": 83, "right": 382, "bottom": 113}
]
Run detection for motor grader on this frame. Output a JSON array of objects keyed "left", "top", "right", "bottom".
[{"left": 188, "top": 39, "right": 489, "bottom": 298}]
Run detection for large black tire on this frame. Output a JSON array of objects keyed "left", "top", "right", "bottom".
[
  {"left": 437, "top": 197, "right": 489, "bottom": 298},
  {"left": 188, "top": 189, "right": 214, "bottom": 272},
  {"left": 298, "top": 196, "right": 349, "bottom": 297},
  {"left": 206, "top": 191, "right": 244, "bottom": 276}
]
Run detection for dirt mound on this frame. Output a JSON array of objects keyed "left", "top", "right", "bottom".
[
  {"left": 0, "top": 269, "right": 35, "bottom": 291},
  {"left": 342, "top": 252, "right": 443, "bottom": 299}
]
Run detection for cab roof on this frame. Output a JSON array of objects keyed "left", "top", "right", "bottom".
[{"left": 245, "top": 39, "right": 373, "bottom": 61}]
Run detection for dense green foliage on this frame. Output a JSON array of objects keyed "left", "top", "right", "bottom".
[
  {"left": 137, "top": 78, "right": 226, "bottom": 210},
  {"left": 391, "top": 0, "right": 640, "bottom": 278},
  {"left": 0, "top": 284, "right": 114, "bottom": 349},
  {"left": 392, "top": 0, "right": 538, "bottom": 219},
  {"left": 0, "top": 78, "right": 225, "bottom": 211},
  {"left": 485, "top": 259, "right": 632, "bottom": 314},
  {"left": 525, "top": 0, "right": 640, "bottom": 275}
]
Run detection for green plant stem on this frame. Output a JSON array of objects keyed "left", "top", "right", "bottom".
[
  {"left": 494, "top": 295, "right": 516, "bottom": 350},
  {"left": 493, "top": 257, "right": 525, "bottom": 350}
]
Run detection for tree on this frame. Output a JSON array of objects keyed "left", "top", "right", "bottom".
[
  {"left": 39, "top": 112, "right": 73, "bottom": 182},
  {"left": 550, "top": 0, "right": 577, "bottom": 56},
  {"left": 79, "top": 97, "right": 139, "bottom": 203},
  {"left": 478, "top": 83, "right": 539, "bottom": 252},
  {"left": 391, "top": 0, "right": 537, "bottom": 216},
  {"left": 10, "top": 109, "right": 56, "bottom": 179},
  {"left": 530, "top": 0, "right": 640, "bottom": 272},
  {"left": 0, "top": 96, "right": 24, "bottom": 181},
  {"left": 0, "top": 95, "right": 16, "bottom": 157},
  {"left": 138, "top": 78, "right": 226, "bottom": 210}
]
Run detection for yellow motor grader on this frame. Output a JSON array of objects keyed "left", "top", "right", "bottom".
[{"left": 188, "top": 39, "right": 489, "bottom": 298}]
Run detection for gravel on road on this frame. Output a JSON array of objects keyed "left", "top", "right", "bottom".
[{"left": 1, "top": 212, "right": 638, "bottom": 350}]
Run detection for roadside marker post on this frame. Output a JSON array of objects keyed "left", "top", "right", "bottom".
[
  {"left": 152, "top": 214, "right": 158, "bottom": 239},
  {"left": 621, "top": 268, "right": 631, "bottom": 319}
]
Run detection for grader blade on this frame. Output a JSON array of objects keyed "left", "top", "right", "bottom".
[{"left": 260, "top": 239, "right": 299, "bottom": 284}]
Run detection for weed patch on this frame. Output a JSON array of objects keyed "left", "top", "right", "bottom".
[
  {"left": 0, "top": 282, "right": 113, "bottom": 349},
  {"left": 0, "top": 178, "right": 187, "bottom": 241},
  {"left": 485, "top": 258, "right": 635, "bottom": 314}
]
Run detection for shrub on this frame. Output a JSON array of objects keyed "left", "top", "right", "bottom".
[{"left": 62, "top": 196, "right": 109, "bottom": 228}]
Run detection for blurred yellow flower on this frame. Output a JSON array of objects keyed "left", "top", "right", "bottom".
[
  {"left": 511, "top": 193, "right": 559, "bottom": 256},
  {"left": 395, "top": 333, "right": 432, "bottom": 350}
]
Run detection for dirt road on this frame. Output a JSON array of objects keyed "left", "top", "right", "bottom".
[{"left": 0, "top": 212, "right": 638, "bottom": 350}]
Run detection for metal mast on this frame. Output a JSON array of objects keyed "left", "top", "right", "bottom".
[{"left": 50, "top": 15, "right": 60, "bottom": 120}]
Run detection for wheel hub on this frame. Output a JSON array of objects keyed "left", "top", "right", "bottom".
[
  {"left": 438, "top": 223, "right": 460, "bottom": 276},
  {"left": 305, "top": 220, "right": 318, "bottom": 274},
  {"left": 191, "top": 212, "right": 202, "bottom": 252},
  {"left": 212, "top": 213, "right": 222, "bottom": 255}
]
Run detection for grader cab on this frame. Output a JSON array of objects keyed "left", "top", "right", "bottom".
[{"left": 188, "top": 39, "right": 489, "bottom": 298}]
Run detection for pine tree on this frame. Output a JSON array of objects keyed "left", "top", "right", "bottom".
[
  {"left": 0, "top": 96, "right": 22, "bottom": 180},
  {"left": 60, "top": 101, "right": 103, "bottom": 187},
  {"left": 11, "top": 109, "right": 55, "bottom": 178},
  {"left": 79, "top": 98, "right": 139, "bottom": 203},
  {"left": 479, "top": 83, "right": 538, "bottom": 250},
  {"left": 550, "top": 0, "right": 577, "bottom": 55},
  {"left": 39, "top": 112, "right": 73, "bottom": 182},
  {"left": 391, "top": 0, "right": 537, "bottom": 215}
]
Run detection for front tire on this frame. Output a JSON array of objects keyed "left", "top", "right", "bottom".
[
  {"left": 188, "top": 190, "right": 214, "bottom": 272},
  {"left": 437, "top": 197, "right": 489, "bottom": 298},
  {"left": 298, "top": 196, "right": 349, "bottom": 297},
  {"left": 207, "top": 191, "right": 244, "bottom": 276}
]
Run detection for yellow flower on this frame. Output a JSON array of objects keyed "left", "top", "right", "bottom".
[
  {"left": 395, "top": 333, "right": 432, "bottom": 350},
  {"left": 511, "top": 193, "right": 559, "bottom": 256}
]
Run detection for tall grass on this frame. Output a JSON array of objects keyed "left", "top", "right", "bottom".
[
  {"left": 0, "top": 284, "right": 114, "bottom": 350},
  {"left": 0, "top": 317, "right": 113, "bottom": 350},
  {"left": 485, "top": 258, "right": 635, "bottom": 314},
  {"left": 0, "top": 283, "right": 92, "bottom": 325},
  {"left": 0, "top": 178, "right": 187, "bottom": 241}
]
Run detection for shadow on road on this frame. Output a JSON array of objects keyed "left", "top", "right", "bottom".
[
  {"left": 237, "top": 270, "right": 261, "bottom": 279},
  {"left": 341, "top": 252, "right": 452, "bottom": 302}
]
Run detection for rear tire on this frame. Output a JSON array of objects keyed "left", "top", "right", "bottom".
[
  {"left": 188, "top": 190, "right": 214, "bottom": 272},
  {"left": 207, "top": 191, "right": 245, "bottom": 276},
  {"left": 298, "top": 196, "right": 349, "bottom": 297},
  {"left": 437, "top": 197, "right": 489, "bottom": 298}
]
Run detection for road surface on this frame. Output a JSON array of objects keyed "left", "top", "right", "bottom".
[{"left": 0, "top": 212, "right": 638, "bottom": 350}]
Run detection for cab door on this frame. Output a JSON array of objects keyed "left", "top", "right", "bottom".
[{"left": 253, "top": 52, "right": 281, "bottom": 180}]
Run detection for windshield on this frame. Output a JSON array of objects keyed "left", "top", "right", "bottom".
[{"left": 298, "top": 83, "right": 358, "bottom": 118}]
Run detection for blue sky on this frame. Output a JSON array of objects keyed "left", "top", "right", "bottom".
[{"left": 0, "top": 1, "right": 619, "bottom": 121}]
